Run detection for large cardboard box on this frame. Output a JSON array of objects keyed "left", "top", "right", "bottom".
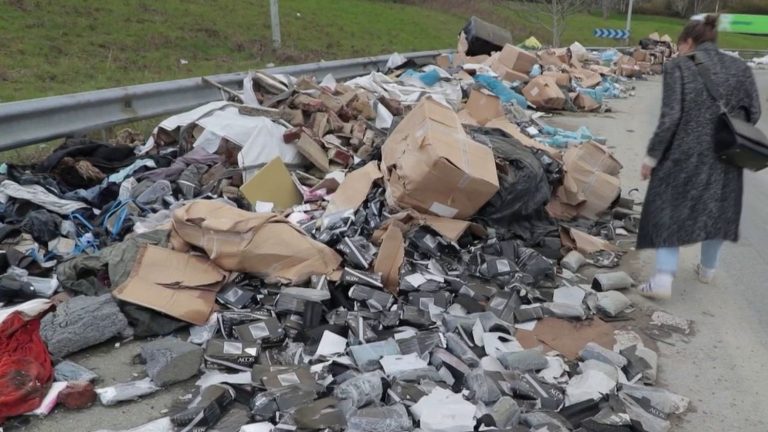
[
  {"left": 463, "top": 89, "right": 505, "bottom": 126},
  {"left": 495, "top": 44, "right": 538, "bottom": 74},
  {"left": 542, "top": 71, "right": 571, "bottom": 87},
  {"left": 523, "top": 76, "right": 566, "bottom": 110},
  {"left": 381, "top": 98, "right": 499, "bottom": 220},
  {"left": 171, "top": 200, "right": 341, "bottom": 283},
  {"left": 538, "top": 50, "right": 566, "bottom": 67}
]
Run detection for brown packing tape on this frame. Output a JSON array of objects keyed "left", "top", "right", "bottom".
[{"left": 373, "top": 226, "right": 405, "bottom": 294}]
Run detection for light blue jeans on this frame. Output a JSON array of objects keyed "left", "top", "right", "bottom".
[{"left": 656, "top": 240, "right": 725, "bottom": 274}]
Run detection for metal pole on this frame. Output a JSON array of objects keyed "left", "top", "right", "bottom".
[
  {"left": 625, "top": 0, "right": 634, "bottom": 44},
  {"left": 270, "top": 0, "right": 281, "bottom": 49}
]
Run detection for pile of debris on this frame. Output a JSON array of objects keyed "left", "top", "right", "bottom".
[{"left": 0, "top": 17, "right": 688, "bottom": 432}]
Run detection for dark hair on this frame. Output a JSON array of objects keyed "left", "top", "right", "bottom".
[{"left": 679, "top": 14, "right": 718, "bottom": 45}]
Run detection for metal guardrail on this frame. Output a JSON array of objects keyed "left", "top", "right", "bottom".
[
  {"left": 0, "top": 46, "right": 764, "bottom": 152},
  {"left": 0, "top": 49, "right": 449, "bottom": 152}
]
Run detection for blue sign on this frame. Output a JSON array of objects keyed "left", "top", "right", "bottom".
[{"left": 593, "top": 28, "right": 630, "bottom": 39}]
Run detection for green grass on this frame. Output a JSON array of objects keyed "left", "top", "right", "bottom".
[{"left": 1, "top": 0, "right": 765, "bottom": 104}]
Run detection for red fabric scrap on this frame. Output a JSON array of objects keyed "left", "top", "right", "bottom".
[{"left": 0, "top": 312, "right": 53, "bottom": 423}]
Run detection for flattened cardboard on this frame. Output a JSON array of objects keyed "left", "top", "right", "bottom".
[
  {"left": 464, "top": 89, "right": 504, "bottom": 126},
  {"left": 373, "top": 226, "right": 405, "bottom": 294},
  {"left": 297, "top": 133, "right": 330, "bottom": 172},
  {"left": 495, "top": 44, "right": 538, "bottom": 74},
  {"left": 171, "top": 200, "right": 341, "bottom": 284},
  {"left": 381, "top": 97, "right": 499, "bottom": 220},
  {"left": 378, "top": 209, "right": 485, "bottom": 242},
  {"left": 523, "top": 76, "right": 566, "bottom": 111},
  {"left": 239, "top": 157, "right": 303, "bottom": 210},
  {"left": 325, "top": 161, "right": 383, "bottom": 213},
  {"left": 112, "top": 245, "right": 227, "bottom": 325},
  {"left": 517, "top": 317, "right": 615, "bottom": 360},
  {"left": 560, "top": 227, "right": 615, "bottom": 254}
]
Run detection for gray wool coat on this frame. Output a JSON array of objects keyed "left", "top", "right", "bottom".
[{"left": 637, "top": 42, "right": 762, "bottom": 249}]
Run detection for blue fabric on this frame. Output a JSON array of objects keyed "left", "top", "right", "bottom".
[
  {"left": 474, "top": 74, "right": 527, "bottom": 107},
  {"left": 655, "top": 240, "right": 725, "bottom": 273},
  {"left": 655, "top": 247, "right": 680, "bottom": 274},
  {"left": 700, "top": 239, "right": 724, "bottom": 269}
]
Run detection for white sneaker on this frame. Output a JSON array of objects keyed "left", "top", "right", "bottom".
[
  {"left": 637, "top": 273, "right": 673, "bottom": 299},
  {"left": 696, "top": 264, "right": 715, "bottom": 284}
]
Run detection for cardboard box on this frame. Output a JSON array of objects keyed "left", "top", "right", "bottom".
[
  {"left": 542, "top": 71, "right": 571, "bottom": 87},
  {"left": 436, "top": 54, "right": 452, "bottom": 70},
  {"left": 491, "top": 64, "right": 530, "bottom": 83},
  {"left": 204, "top": 339, "right": 261, "bottom": 370},
  {"left": 563, "top": 140, "right": 622, "bottom": 177},
  {"left": 538, "top": 50, "right": 565, "bottom": 67},
  {"left": 113, "top": 245, "right": 227, "bottom": 325},
  {"left": 637, "top": 61, "right": 651, "bottom": 74},
  {"left": 632, "top": 49, "right": 650, "bottom": 62},
  {"left": 171, "top": 200, "right": 341, "bottom": 284},
  {"left": 651, "top": 64, "right": 663, "bottom": 75},
  {"left": 381, "top": 97, "right": 499, "bottom": 220},
  {"left": 559, "top": 142, "right": 622, "bottom": 219},
  {"left": 570, "top": 68, "right": 602, "bottom": 88},
  {"left": 239, "top": 157, "right": 303, "bottom": 210},
  {"left": 464, "top": 89, "right": 505, "bottom": 126},
  {"left": 620, "top": 64, "right": 642, "bottom": 78},
  {"left": 495, "top": 44, "right": 538, "bottom": 74},
  {"left": 574, "top": 93, "right": 601, "bottom": 112},
  {"left": 522, "top": 76, "right": 566, "bottom": 111}
]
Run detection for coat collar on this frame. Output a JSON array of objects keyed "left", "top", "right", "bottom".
[{"left": 696, "top": 41, "right": 718, "bottom": 52}]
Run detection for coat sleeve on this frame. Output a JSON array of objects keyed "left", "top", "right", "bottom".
[
  {"left": 744, "top": 67, "right": 762, "bottom": 125},
  {"left": 646, "top": 62, "right": 683, "bottom": 163}
]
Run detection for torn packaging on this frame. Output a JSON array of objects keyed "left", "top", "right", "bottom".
[
  {"left": 554, "top": 141, "right": 622, "bottom": 220},
  {"left": 381, "top": 97, "right": 499, "bottom": 220},
  {"left": 373, "top": 225, "right": 405, "bottom": 293},
  {"left": 171, "top": 200, "right": 341, "bottom": 284},
  {"left": 112, "top": 245, "right": 227, "bottom": 325},
  {"left": 325, "top": 161, "right": 382, "bottom": 214},
  {"left": 463, "top": 89, "right": 504, "bottom": 126}
]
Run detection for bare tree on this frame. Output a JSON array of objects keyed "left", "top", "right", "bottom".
[
  {"left": 504, "top": 0, "right": 589, "bottom": 47},
  {"left": 669, "top": 0, "right": 689, "bottom": 17}
]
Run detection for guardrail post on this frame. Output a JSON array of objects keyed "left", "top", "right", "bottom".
[{"left": 270, "top": 0, "right": 281, "bottom": 50}]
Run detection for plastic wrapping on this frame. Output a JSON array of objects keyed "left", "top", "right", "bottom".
[
  {"left": 445, "top": 333, "right": 480, "bottom": 367},
  {"left": 477, "top": 396, "right": 520, "bottom": 429},
  {"left": 592, "top": 271, "right": 635, "bottom": 291},
  {"left": 333, "top": 371, "right": 384, "bottom": 408},
  {"left": 596, "top": 291, "right": 632, "bottom": 317},
  {"left": 497, "top": 350, "right": 549, "bottom": 371},
  {"left": 467, "top": 126, "right": 551, "bottom": 223},
  {"left": 579, "top": 342, "right": 627, "bottom": 368},
  {"left": 346, "top": 403, "right": 412, "bottom": 432},
  {"left": 561, "top": 250, "right": 587, "bottom": 272},
  {"left": 465, "top": 368, "right": 502, "bottom": 403},
  {"left": 621, "top": 384, "right": 690, "bottom": 415},
  {"left": 96, "top": 378, "right": 161, "bottom": 406}
]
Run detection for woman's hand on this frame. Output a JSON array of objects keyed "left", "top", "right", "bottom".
[{"left": 641, "top": 163, "right": 653, "bottom": 180}]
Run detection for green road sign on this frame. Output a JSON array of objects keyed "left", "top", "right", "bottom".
[{"left": 692, "top": 13, "right": 768, "bottom": 35}]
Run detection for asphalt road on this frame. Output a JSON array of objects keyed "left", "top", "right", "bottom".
[
  {"left": 553, "top": 68, "right": 768, "bottom": 432},
  {"left": 8, "top": 70, "right": 768, "bottom": 432}
]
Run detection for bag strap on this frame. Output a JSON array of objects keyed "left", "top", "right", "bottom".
[{"left": 687, "top": 54, "right": 728, "bottom": 114}]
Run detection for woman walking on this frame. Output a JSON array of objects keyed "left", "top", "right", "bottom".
[{"left": 636, "top": 15, "right": 762, "bottom": 299}]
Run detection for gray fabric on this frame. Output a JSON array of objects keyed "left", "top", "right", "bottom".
[
  {"left": 638, "top": 43, "right": 762, "bottom": 249},
  {"left": 57, "top": 229, "right": 170, "bottom": 294}
]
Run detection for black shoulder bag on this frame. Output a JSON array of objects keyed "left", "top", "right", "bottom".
[{"left": 689, "top": 55, "right": 768, "bottom": 171}]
